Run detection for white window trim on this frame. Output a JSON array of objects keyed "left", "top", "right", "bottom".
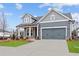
[
  {"left": 40, "top": 20, "right": 68, "bottom": 23},
  {"left": 50, "top": 15, "right": 55, "bottom": 20},
  {"left": 40, "top": 26, "right": 67, "bottom": 40},
  {"left": 23, "top": 16, "right": 32, "bottom": 24}
]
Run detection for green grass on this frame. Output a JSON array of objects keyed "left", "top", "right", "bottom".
[
  {"left": 67, "top": 40, "right": 79, "bottom": 53},
  {"left": 0, "top": 40, "right": 28, "bottom": 47}
]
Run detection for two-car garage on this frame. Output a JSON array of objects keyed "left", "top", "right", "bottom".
[{"left": 41, "top": 27, "right": 67, "bottom": 39}]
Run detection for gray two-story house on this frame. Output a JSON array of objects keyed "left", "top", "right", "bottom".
[{"left": 16, "top": 9, "right": 78, "bottom": 40}]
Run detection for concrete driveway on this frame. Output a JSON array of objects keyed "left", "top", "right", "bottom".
[{"left": 0, "top": 40, "right": 78, "bottom": 56}]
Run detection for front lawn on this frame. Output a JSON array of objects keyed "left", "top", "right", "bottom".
[
  {"left": 0, "top": 40, "right": 28, "bottom": 47},
  {"left": 67, "top": 40, "right": 79, "bottom": 53}
]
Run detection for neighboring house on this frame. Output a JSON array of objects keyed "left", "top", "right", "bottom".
[
  {"left": 16, "top": 9, "right": 78, "bottom": 40},
  {"left": 76, "top": 29, "right": 79, "bottom": 36},
  {"left": 0, "top": 29, "right": 11, "bottom": 38},
  {"left": 75, "top": 26, "right": 79, "bottom": 36}
]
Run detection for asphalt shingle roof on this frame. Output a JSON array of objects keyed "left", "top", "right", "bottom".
[
  {"left": 16, "top": 12, "right": 72, "bottom": 27},
  {"left": 63, "top": 13, "right": 72, "bottom": 19}
]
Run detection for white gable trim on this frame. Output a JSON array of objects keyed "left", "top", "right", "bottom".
[
  {"left": 37, "top": 10, "right": 51, "bottom": 23},
  {"left": 37, "top": 9, "right": 72, "bottom": 23},
  {"left": 40, "top": 19, "right": 68, "bottom": 23},
  {"left": 21, "top": 14, "right": 30, "bottom": 19},
  {"left": 53, "top": 9, "right": 72, "bottom": 20}
]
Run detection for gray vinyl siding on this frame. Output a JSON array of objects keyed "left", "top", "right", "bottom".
[
  {"left": 40, "top": 10, "right": 67, "bottom": 22},
  {"left": 39, "top": 21, "right": 70, "bottom": 39}
]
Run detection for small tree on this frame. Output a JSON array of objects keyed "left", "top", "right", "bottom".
[
  {"left": 0, "top": 11, "right": 7, "bottom": 40},
  {"left": 12, "top": 33, "right": 15, "bottom": 40}
]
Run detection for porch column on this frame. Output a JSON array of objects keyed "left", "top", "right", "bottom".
[
  {"left": 29, "top": 27, "right": 31, "bottom": 37},
  {"left": 24, "top": 28, "right": 27, "bottom": 37},
  {"left": 17, "top": 27, "right": 20, "bottom": 39},
  {"left": 26, "top": 28, "right": 27, "bottom": 37},
  {"left": 33, "top": 27, "right": 35, "bottom": 38},
  {"left": 37, "top": 25, "right": 39, "bottom": 37},
  {"left": 16, "top": 28, "right": 18, "bottom": 38}
]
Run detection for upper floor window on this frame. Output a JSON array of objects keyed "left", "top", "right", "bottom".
[
  {"left": 22, "top": 14, "right": 35, "bottom": 24},
  {"left": 50, "top": 15, "right": 55, "bottom": 20},
  {"left": 23, "top": 17, "right": 31, "bottom": 23}
]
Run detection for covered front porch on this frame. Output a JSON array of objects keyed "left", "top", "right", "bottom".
[{"left": 16, "top": 24, "right": 39, "bottom": 39}]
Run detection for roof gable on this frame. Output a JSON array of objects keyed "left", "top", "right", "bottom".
[
  {"left": 37, "top": 9, "right": 72, "bottom": 23},
  {"left": 63, "top": 13, "right": 72, "bottom": 19},
  {"left": 21, "top": 14, "right": 32, "bottom": 19}
]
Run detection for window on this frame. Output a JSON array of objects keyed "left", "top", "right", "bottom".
[
  {"left": 23, "top": 18, "right": 27, "bottom": 23},
  {"left": 50, "top": 15, "right": 55, "bottom": 20},
  {"left": 22, "top": 15, "right": 33, "bottom": 24},
  {"left": 23, "top": 17, "right": 30, "bottom": 23}
]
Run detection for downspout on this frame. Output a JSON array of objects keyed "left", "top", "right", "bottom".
[{"left": 68, "top": 20, "right": 72, "bottom": 38}]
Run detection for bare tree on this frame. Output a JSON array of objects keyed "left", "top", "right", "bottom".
[
  {"left": 1, "top": 11, "right": 7, "bottom": 40},
  {"left": 0, "top": 12, "right": 4, "bottom": 30}
]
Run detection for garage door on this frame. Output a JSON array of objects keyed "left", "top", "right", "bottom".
[{"left": 42, "top": 28, "right": 66, "bottom": 39}]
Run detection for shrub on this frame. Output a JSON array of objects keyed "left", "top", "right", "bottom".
[
  {"left": 26, "top": 37, "right": 28, "bottom": 39},
  {"left": 71, "top": 30, "right": 77, "bottom": 40},
  {"left": 12, "top": 34, "right": 15, "bottom": 40},
  {"left": 67, "top": 37, "right": 72, "bottom": 41},
  {"left": 36, "top": 36, "right": 39, "bottom": 40}
]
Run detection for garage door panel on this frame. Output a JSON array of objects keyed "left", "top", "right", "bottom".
[{"left": 42, "top": 28, "right": 66, "bottom": 39}]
